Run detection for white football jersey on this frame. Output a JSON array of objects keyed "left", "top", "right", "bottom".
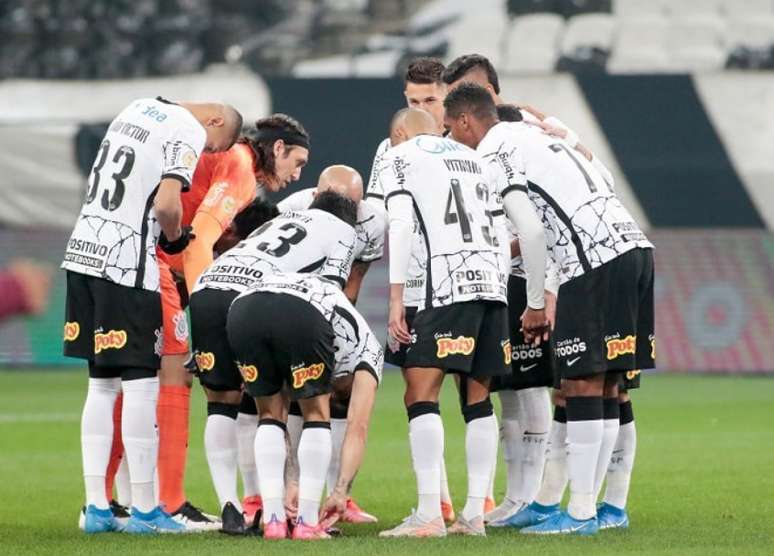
[
  {"left": 62, "top": 98, "right": 205, "bottom": 291},
  {"left": 278, "top": 188, "right": 387, "bottom": 262},
  {"left": 489, "top": 122, "right": 652, "bottom": 283},
  {"left": 236, "top": 272, "right": 384, "bottom": 383},
  {"left": 379, "top": 135, "right": 506, "bottom": 310},
  {"left": 193, "top": 209, "right": 356, "bottom": 294}
]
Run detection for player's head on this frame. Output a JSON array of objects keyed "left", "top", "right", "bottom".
[
  {"left": 497, "top": 103, "right": 523, "bottom": 122},
  {"left": 309, "top": 189, "right": 358, "bottom": 228},
  {"left": 214, "top": 197, "right": 279, "bottom": 253},
  {"left": 403, "top": 57, "right": 447, "bottom": 133},
  {"left": 241, "top": 114, "right": 310, "bottom": 192},
  {"left": 442, "top": 54, "right": 501, "bottom": 102},
  {"left": 316, "top": 165, "right": 363, "bottom": 205},
  {"left": 443, "top": 83, "right": 498, "bottom": 149},
  {"left": 390, "top": 107, "right": 438, "bottom": 146},
  {"left": 186, "top": 103, "right": 243, "bottom": 153}
]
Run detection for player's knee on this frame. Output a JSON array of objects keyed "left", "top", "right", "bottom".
[
  {"left": 406, "top": 400, "right": 440, "bottom": 422},
  {"left": 461, "top": 398, "right": 494, "bottom": 424},
  {"left": 561, "top": 374, "right": 604, "bottom": 397},
  {"left": 205, "top": 388, "right": 242, "bottom": 405}
]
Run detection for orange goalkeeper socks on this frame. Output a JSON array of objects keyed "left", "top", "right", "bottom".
[{"left": 157, "top": 385, "right": 191, "bottom": 513}]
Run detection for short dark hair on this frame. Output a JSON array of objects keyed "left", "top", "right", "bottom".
[
  {"left": 444, "top": 83, "right": 498, "bottom": 121},
  {"left": 404, "top": 57, "right": 445, "bottom": 85},
  {"left": 496, "top": 104, "right": 523, "bottom": 122},
  {"left": 309, "top": 190, "right": 358, "bottom": 228},
  {"left": 231, "top": 197, "right": 280, "bottom": 239},
  {"left": 442, "top": 54, "right": 500, "bottom": 95},
  {"left": 240, "top": 113, "right": 309, "bottom": 176}
]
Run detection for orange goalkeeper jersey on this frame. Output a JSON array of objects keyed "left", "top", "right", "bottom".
[{"left": 159, "top": 143, "right": 257, "bottom": 280}]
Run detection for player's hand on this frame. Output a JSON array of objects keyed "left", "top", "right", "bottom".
[
  {"left": 158, "top": 226, "right": 196, "bottom": 255},
  {"left": 284, "top": 480, "right": 299, "bottom": 520},
  {"left": 544, "top": 290, "right": 557, "bottom": 332},
  {"left": 319, "top": 490, "right": 347, "bottom": 527},
  {"left": 388, "top": 298, "right": 411, "bottom": 344},
  {"left": 521, "top": 307, "right": 549, "bottom": 346}
]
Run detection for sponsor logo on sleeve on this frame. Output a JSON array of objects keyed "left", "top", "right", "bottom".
[
  {"left": 436, "top": 335, "right": 476, "bottom": 358},
  {"left": 64, "top": 322, "right": 80, "bottom": 342},
  {"left": 221, "top": 196, "right": 237, "bottom": 216},
  {"left": 172, "top": 311, "right": 189, "bottom": 342},
  {"left": 606, "top": 334, "right": 636, "bottom": 360},
  {"left": 94, "top": 329, "right": 127, "bottom": 354},
  {"left": 195, "top": 352, "right": 215, "bottom": 372},
  {"left": 238, "top": 363, "right": 258, "bottom": 383},
  {"left": 203, "top": 181, "right": 229, "bottom": 207},
  {"left": 164, "top": 140, "right": 198, "bottom": 172},
  {"left": 291, "top": 363, "right": 325, "bottom": 389}
]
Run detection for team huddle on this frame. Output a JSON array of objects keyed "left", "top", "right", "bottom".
[{"left": 63, "top": 54, "right": 654, "bottom": 540}]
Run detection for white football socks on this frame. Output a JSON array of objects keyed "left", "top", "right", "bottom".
[
  {"left": 604, "top": 408, "right": 636, "bottom": 509},
  {"left": 409, "top": 409, "right": 444, "bottom": 521},
  {"left": 204, "top": 407, "right": 240, "bottom": 511},
  {"left": 593, "top": 399, "right": 621, "bottom": 499},
  {"left": 517, "top": 387, "right": 551, "bottom": 504},
  {"left": 121, "top": 377, "right": 159, "bottom": 513},
  {"left": 498, "top": 390, "right": 522, "bottom": 504},
  {"left": 254, "top": 421, "right": 286, "bottom": 523},
  {"left": 236, "top": 412, "right": 259, "bottom": 498},
  {"left": 81, "top": 377, "right": 121, "bottom": 509},
  {"left": 461, "top": 411, "right": 498, "bottom": 521},
  {"left": 535, "top": 412, "right": 568, "bottom": 506},
  {"left": 326, "top": 418, "right": 347, "bottom": 495},
  {"left": 440, "top": 458, "right": 452, "bottom": 505},
  {"left": 115, "top": 454, "right": 132, "bottom": 507},
  {"left": 565, "top": 397, "right": 603, "bottom": 521},
  {"left": 298, "top": 425, "right": 332, "bottom": 526}
]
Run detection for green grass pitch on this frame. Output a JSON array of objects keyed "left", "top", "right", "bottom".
[{"left": 1, "top": 370, "right": 773, "bottom": 554}]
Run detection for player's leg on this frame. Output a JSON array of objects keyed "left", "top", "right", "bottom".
[
  {"left": 253, "top": 393, "right": 289, "bottom": 539},
  {"left": 190, "top": 288, "right": 247, "bottom": 533},
  {"left": 236, "top": 392, "right": 261, "bottom": 524},
  {"left": 515, "top": 386, "right": 551, "bottom": 504},
  {"left": 294, "top": 395, "right": 333, "bottom": 539},
  {"left": 599, "top": 389, "right": 636, "bottom": 529},
  {"left": 388, "top": 306, "right": 454, "bottom": 521},
  {"left": 380, "top": 366, "right": 446, "bottom": 538},
  {"left": 594, "top": 375, "right": 621, "bottom": 499},
  {"left": 491, "top": 388, "right": 522, "bottom": 520}
]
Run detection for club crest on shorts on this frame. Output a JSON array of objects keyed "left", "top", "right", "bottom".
[
  {"left": 64, "top": 321, "right": 80, "bottom": 342},
  {"left": 291, "top": 363, "right": 325, "bottom": 389},
  {"left": 606, "top": 334, "right": 636, "bottom": 360},
  {"left": 502, "top": 339, "right": 512, "bottom": 365},
  {"left": 94, "top": 329, "right": 127, "bottom": 354},
  {"left": 195, "top": 351, "right": 215, "bottom": 372},
  {"left": 435, "top": 335, "right": 475, "bottom": 358},
  {"left": 238, "top": 363, "right": 258, "bottom": 382}
]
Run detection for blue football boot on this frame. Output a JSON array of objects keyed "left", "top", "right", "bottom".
[
  {"left": 124, "top": 506, "right": 186, "bottom": 535},
  {"left": 497, "top": 501, "right": 560, "bottom": 529},
  {"left": 521, "top": 510, "right": 599, "bottom": 536},
  {"left": 83, "top": 504, "right": 122, "bottom": 534},
  {"left": 597, "top": 502, "right": 629, "bottom": 530}
]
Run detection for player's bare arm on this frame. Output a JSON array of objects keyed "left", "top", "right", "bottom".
[
  {"left": 155, "top": 177, "right": 185, "bottom": 241},
  {"left": 344, "top": 260, "right": 370, "bottom": 305}
]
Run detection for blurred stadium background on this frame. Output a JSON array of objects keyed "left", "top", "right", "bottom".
[{"left": 1, "top": 0, "right": 773, "bottom": 373}]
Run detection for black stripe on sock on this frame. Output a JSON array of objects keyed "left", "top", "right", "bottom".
[
  {"left": 407, "top": 401, "right": 440, "bottom": 421},
  {"left": 603, "top": 397, "right": 620, "bottom": 420},
  {"left": 303, "top": 420, "right": 331, "bottom": 430},
  {"left": 566, "top": 396, "right": 603, "bottom": 422},
  {"left": 462, "top": 398, "right": 494, "bottom": 423},
  {"left": 259, "top": 418, "right": 287, "bottom": 432},
  {"left": 554, "top": 405, "right": 567, "bottom": 424},
  {"left": 207, "top": 402, "right": 239, "bottom": 419},
  {"left": 288, "top": 401, "right": 302, "bottom": 416},
  {"left": 619, "top": 400, "right": 634, "bottom": 425}
]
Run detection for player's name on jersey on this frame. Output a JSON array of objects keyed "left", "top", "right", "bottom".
[
  {"left": 442, "top": 158, "right": 482, "bottom": 175},
  {"left": 109, "top": 119, "right": 151, "bottom": 144}
]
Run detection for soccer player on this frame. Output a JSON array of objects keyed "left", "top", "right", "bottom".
[
  {"left": 377, "top": 108, "right": 545, "bottom": 538},
  {"left": 62, "top": 96, "right": 241, "bottom": 534},
  {"left": 364, "top": 56, "right": 460, "bottom": 522},
  {"left": 226, "top": 266, "right": 384, "bottom": 541},
  {"left": 443, "top": 54, "right": 617, "bottom": 522},
  {"left": 477, "top": 104, "right": 561, "bottom": 526},
  {"left": 97, "top": 114, "right": 311, "bottom": 531},
  {"left": 278, "top": 164, "right": 385, "bottom": 523},
  {"left": 445, "top": 84, "right": 655, "bottom": 536},
  {"left": 189, "top": 190, "right": 357, "bottom": 534}
]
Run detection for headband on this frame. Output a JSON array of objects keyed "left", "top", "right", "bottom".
[{"left": 253, "top": 127, "right": 310, "bottom": 150}]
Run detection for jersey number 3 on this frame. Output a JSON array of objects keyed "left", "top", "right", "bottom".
[
  {"left": 444, "top": 178, "right": 497, "bottom": 247},
  {"left": 86, "top": 140, "right": 135, "bottom": 211}
]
